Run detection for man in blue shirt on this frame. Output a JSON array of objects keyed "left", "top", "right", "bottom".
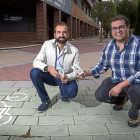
[{"left": 79, "top": 15, "right": 140, "bottom": 127}]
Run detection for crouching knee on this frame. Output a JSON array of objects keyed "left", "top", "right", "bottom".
[
  {"left": 30, "top": 68, "right": 42, "bottom": 80},
  {"left": 95, "top": 91, "right": 104, "bottom": 102}
]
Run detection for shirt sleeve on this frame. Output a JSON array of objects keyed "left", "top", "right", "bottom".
[
  {"left": 90, "top": 44, "right": 109, "bottom": 78},
  {"left": 127, "top": 47, "right": 140, "bottom": 84},
  {"left": 33, "top": 42, "right": 48, "bottom": 71}
]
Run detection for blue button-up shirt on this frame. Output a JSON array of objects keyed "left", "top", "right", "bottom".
[
  {"left": 90, "top": 33, "right": 140, "bottom": 84},
  {"left": 55, "top": 44, "right": 66, "bottom": 70}
]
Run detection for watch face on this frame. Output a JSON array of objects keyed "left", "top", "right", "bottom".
[{"left": 58, "top": 69, "right": 65, "bottom": 76}]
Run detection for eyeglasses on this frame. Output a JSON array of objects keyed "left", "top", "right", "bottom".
[{"left": 111, "top": 25, "right": 127, "bottom": 32}]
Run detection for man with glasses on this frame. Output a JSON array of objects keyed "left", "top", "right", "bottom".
[
  {"left": 30, "top": 22, "right": 80, "bottom": 113},
  {"left": 78, "top": 15, "right": 140, "bottom": 127}
]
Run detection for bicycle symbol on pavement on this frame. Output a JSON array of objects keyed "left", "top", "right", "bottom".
[{"left": 0, "top": 92, "right": 28, "bottom": 126}]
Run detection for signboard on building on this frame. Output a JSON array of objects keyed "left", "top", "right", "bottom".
[{"left": 41, "top": 0, "right": 71, "bottom": 15}]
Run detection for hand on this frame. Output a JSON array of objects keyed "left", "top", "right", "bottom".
[
  {"left": 77, "top": 70, "right": 87, "bottom": 78},
  {"left": 61, "top": 75, "right": 68, "bottom": 83},
  {"left": 109, "top": 85, "right": 123, "bottom": 97},
  {"left": 48, "top": 66, "right": 61, "bottom": 78}
]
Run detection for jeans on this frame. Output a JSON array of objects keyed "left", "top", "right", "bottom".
[
  {"left": 30, "top": 68, "right": 78, "bottom": 103},
  {"left": 95, "top": 77, "right": 140, "bottom": 120}
]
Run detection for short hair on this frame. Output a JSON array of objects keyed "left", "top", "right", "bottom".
[
  {"left": 54, "top": 22, "right": 69, "bottom": 33},
  {"left": 110, "top": 15, "right": 130, "bottom": 27}
]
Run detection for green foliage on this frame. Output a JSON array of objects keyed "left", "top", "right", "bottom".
[
  {"left": 91, "top": 1, "right": 116, "bottom": 22},
  {"left": 91, "top": 1, "right": 116, "bottom": 41},
  {"left": 134, "top": 0, "right": 140, "bottom": 35},
  {"left": 116, "top": 0, "right": 137, "bottom": 28}
]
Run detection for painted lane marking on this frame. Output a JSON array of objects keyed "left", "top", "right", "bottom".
[{"left": 0, "top": 92, "right": 28, "bottom": 126}]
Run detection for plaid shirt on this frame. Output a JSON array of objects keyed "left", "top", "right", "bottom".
[{"left": 90, "top": 33, "right": 140, "bottom": 84}]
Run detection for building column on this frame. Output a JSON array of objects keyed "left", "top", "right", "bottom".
[
  {"left": 85, "top": 23, "right": 88, "bottom": 37},
  {"left": 36, "top": 1, "right": 48, "bottom": 44},
  {"left": 54, "top": 9, "right": 61, "bottom": 29},
  {"left": 77, "top": 19, "right": 80, "bottom": 38},
  {"left": 67, "top": 15, "right": 72, "bottom": 40},
  {"left": 93, "top": 26, "right": 95, "bottom": 36},
  {"left": 81, "top": 21, "right": 84, "bottom": 38},
  {"left": 72, "top": 17, "right": 77, "bottom": 39},
  {"left": 89, "top": 25, "right": 91, "bottom": 37},
  {"left": 95, "top": 28, "right": 99, "bottom": 35}
]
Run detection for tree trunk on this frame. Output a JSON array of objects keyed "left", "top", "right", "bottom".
[{"left": 100, "top": 23, "right": 102, "bottom": 42}]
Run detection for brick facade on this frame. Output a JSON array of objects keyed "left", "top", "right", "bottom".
[
  {"left": 0, "top": 1, "right": 99, "bottom": 43},
  {"left": 67, "top": 15, "right": 72, "bottom": 40},
  {"left": 0, "top": 32, "right": 36, "bottom": 42},
  {"left": 36, "top": 1, "right": 48, "bottom": 44},
  {"left": 54, "top": 9, "right": 61, "bottom": 29}
]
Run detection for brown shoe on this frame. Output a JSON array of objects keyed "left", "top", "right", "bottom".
[
  {"left": 113, "top": 95, "right": 128, "bottom": 111},
  {"left": 128, "top": 117, "right": 140, "bottom": 127}
]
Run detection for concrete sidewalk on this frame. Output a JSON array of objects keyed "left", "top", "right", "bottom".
[{"left": 0, "top": 37, "right": 140, "bottom": 140}]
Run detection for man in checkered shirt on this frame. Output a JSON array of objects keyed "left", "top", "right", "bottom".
[{"left": 79, "top": 15, "right": 140, "bottom": 127}]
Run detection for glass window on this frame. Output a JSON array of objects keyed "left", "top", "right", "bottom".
[
  {"left": 74, "top": 0, "right": 77, "bottom": 4},
  {"left": 81, "top": 2, "right": 84, "bottom": 11},
  {"left": 85, "top": 7, "right": 87, "bottom": 14}
]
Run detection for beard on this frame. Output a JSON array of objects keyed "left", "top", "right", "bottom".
[{"left": 56, "top": 37, "right": 67, "bottom": 44}]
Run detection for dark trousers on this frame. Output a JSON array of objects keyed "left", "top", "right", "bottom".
[
  {"left": 30, "top": 68, "right": 78, "bottom": 103},
  {"left": 95, "top": 77, "right": 140, "bottom": 120}
]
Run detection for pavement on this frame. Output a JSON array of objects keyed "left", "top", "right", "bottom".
[{"left": 0, "top": 36, "right": 140, "bottom": 140}]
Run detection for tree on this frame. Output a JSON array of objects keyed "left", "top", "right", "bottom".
[
  {"left": 116, "top": 0, "right": 137, "bottom": 29},
  {"left": 134, "top": 0, "right": 140, "bottom": 35},
  {"left": 102, "top": 21, "right": 110, "bottom": 38},
  {"left": 91, "top": 1, "right": 116, "bottom": 42}
]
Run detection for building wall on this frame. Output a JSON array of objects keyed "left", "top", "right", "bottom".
[
  {"left": 0, "top": 0, "right": 99, "bottom": 43},
  {"left": 0, "top": 32, "right": 36, "bottom": 42}
]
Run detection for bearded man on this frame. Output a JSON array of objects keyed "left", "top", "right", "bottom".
[{"left": 30, "top": 22, "right": 80, "bottom": 113}]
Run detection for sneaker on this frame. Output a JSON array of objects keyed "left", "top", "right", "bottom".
[
  {"left": 38, "top": 100, "right": 51, "bottom": 113},
  {"left": 128, "top": 117, "right": 140, "bottom": 127},
  {"left": 61, "top": 96, "right": 69, "bottom": 103},
  {"left": 113, "top": 95, "right": 129, "bottom": 111}
]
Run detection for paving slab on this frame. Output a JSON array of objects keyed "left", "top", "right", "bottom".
[
  {"left": 135, "top": 134, "right": 140, "bottom": 140},
  {"left": 46, "top": 108, "right": 78, "bottom": 115},
  {"left": 77, "top": 80, "right": 98, "bottom": 86},
  {"left": 22, "top": 101, "right": 41, "bottom": 108},
  {"left": 78, "top": 107, "right": 111, "bottom": 115},
  {"left": 30, "top": 125, "right": 69, "bottom": 136},
  {"left": 14, "top": 116, "right": 38, "bottom": 125},
  {"left": 83, "top": 95, "right": 97, "bottom": 100},
  {"left": 80, "top": 100, "right": 101, "bottom": 107},
  {"left": 69, "top": 124, "right": 110, "bottom": 135},
  {"left": 0, "top": 91, "right": 14, "bottom": 96},
  {"left": 93, "top": 134, "right": 137, "bottom": 140},
  {"left": 0, "top": 116, "right": 17, "bottom": 125},
  {"left": 39, "top": 116, "right": 74, "bottom": 125},
  {"left": 51, "top": 100, "right": 81, "bottom": 108},
  {"left": 13, "top": 81, "right": 33, "bottom": 87},
  {"left": 51, "top": 136, "right": 93, "bottom": 140},
  {"left": 0, "top": 81, "right": 17, "bottom": 87},
  {"left": 4, "top": 93, "right": 30, "bottom": 102},
  {"left": 74, "top": 114, "right": 111, "bottom": 124},
  {"left": 0, "top": 125, "right": 30, "bottom": 136},
  {"left": 10, "top": 136, "right": 50, "bottom": 140},
  {"left": 0, "top": 136, "right": 10, "bottom": 140},
  {"left": 106, "top": 123, "right": 140, "bottom": 134},
  {"left": 7, "top": 108, "right": 35, "bottom": 116},
  {"left": 107, "top": 112, "right": 128, "bottom": 123}
]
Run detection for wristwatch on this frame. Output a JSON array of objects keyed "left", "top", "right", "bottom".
[{"left": 44, "top": 66, "right": 48, "bottom": 72}]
